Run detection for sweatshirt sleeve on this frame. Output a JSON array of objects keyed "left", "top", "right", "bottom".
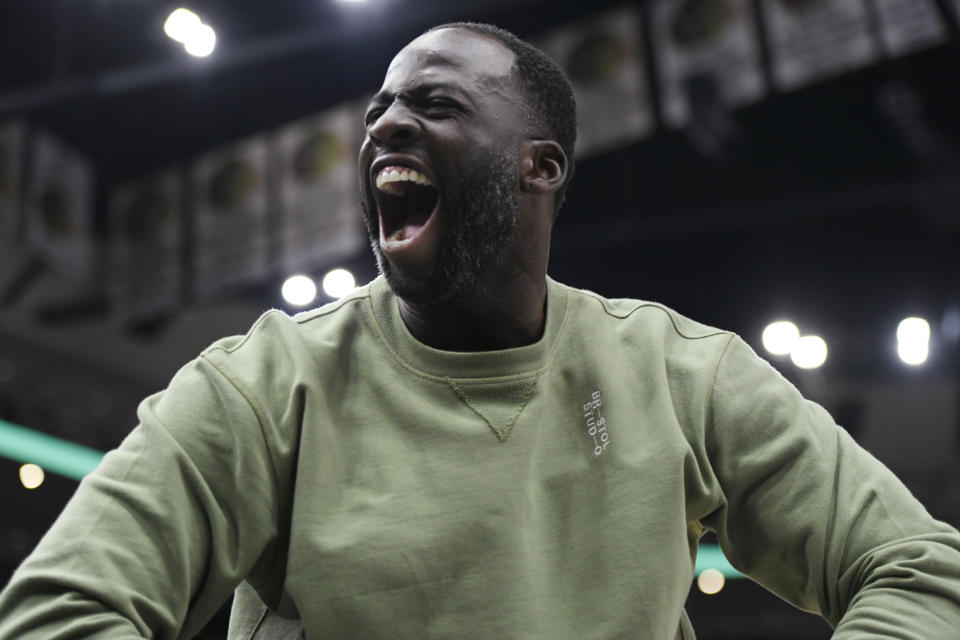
[
  {"left": 701, "top": 335, "right": 960, "bottom": 638},
  {"left": 0, "top": 354, "right": 287, "bottom": 640}
]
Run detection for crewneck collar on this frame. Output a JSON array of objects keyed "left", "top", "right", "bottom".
[{"left": 366, "top": 276, "right": 569, "bottom": 380}]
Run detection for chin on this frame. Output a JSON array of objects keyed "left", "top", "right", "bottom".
[{"left": 379, "top": 260, "right": 462, "bottom": 306}]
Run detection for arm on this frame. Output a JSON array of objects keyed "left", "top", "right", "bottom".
[
  {"left": 702, "top": 335, "right": 960, "bottom": 638},
  {"left": 0, "top": 355, "right": 287, "bottom": 640}
]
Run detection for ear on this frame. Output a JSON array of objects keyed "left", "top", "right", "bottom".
[{"left": 519, "top": 140, "right": 567, "bottom": 195}]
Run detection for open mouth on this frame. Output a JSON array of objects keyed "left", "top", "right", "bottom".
[{"left": 374, "top": 165, "right": 440, "bottom": 245}]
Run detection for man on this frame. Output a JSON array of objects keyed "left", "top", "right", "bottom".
[{"left": 1, "top": 22, "right": 959, "bottom": 640}]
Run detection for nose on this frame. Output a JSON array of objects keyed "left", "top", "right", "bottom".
[{"left": 367, "top": 101, "right": 421, "bottom": 148}]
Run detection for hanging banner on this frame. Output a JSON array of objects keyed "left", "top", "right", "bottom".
[
  {"left": 761, "top": 0, "right": 879, "bottom": 91},
  {"left": 536, "top": 5, "right": 654, "bottom": 158},
  {"left": 0, "top": 121, "right": 26, "bottom": 245},
  {"left": 650, "top": 0, "right": 765, "bottom": 128},
  {"left": 108, "top": 170, "right": 183, "bottom": 322},
  {"left": 273, "top": 103, "right": 364, "bottom": 274},
  {"left": 873, "top": 0, "right": 947, "bottom": 57},
  {"left": 24, "top": 130, "right": 95, "bottom": 276},
  {"left": 191, "top": 136, "right": 270, "bottom": 300}
]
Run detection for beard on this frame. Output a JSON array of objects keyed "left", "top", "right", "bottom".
[{"left": 361, "top": 147, "right": 520, "bottom": 305}]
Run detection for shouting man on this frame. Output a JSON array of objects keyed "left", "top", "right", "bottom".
[{"left": 1, "top": 22, "right": 959, "bottom": 640}]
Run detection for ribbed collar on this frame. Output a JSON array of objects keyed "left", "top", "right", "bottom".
[{"left": 366, "top": 275, "right": 569, "bottom": 380}]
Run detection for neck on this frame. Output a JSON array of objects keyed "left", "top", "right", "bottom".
[
  {"left": 397, "top": 272, "right": 547, "bottom": 352},
  {"left": 394, "top": 197, "right": 554, "bottom": 352}
]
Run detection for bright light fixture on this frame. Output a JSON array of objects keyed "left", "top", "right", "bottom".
[
  {"left": 897, "top": 317, "right": 930, "bottom": 366},
  {"left": 163, "top": 8, "right": 201, "bottom": 43},
  {"left": 184, "top": 23, "right": 216, "bottom": 57},
  {"left": 790, "top": 335, "right": 828, "bottom": 369},
  {"left": 762, "top": 320, "right": 800, "bottom": 356},
  {"left": 322, "top": 268, "right": 356, "bottom": 299},
  {"left": 20, "top": 463, "right": 45, "bottom": 490},
  {"left": 164, "top": 8, "right": 216, "bottom": 57},
  {"left": 898, "top": 341, "right": 929, "bottom": 366},
  {"left": 697, "top": 568, "right": 725, "bottom": 595},
  {"left": 281, "top": 275, "right": 317, "bottom": 307},
  {"left": 897, "top": 317, "right": 930, "bottom": 344}
]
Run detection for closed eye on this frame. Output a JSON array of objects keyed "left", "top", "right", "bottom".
[
  {"left": 364, "top": 108, "right": 385, "bottom": 127},
  {"left": 420, "top": 98, "right": 460, "bottom": 117},
  {"left": 425, "top": 98, "right": 456, "bottom": 109},
  {"left": 363, "top": 93, "right": 464, "bottom": 127}
]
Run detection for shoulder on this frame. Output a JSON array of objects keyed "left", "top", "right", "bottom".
[
  {"left": 208, "top": 284, "right": 369, "bottom": 353},
  {"left": 553, "top": 278, "right": 733, "bottom": 351},
  {"left": 198, "top": 282, "right": 373, "bottom": 389}
]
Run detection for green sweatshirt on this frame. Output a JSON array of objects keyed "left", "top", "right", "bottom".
[{"left": 1, "top": 276, "right": 959, "bottom": 639}]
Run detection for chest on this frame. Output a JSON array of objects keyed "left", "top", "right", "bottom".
[{"left": 280, "top": 364, "right": 711, "bottom": 635}]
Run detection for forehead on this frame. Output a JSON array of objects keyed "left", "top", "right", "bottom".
[{"left": 381, "top": 28, "right": 516, "bottom": 92}]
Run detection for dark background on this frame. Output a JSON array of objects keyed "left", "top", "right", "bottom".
[{"left": 1, "top": 1, "right": 958, "bottom": 638}]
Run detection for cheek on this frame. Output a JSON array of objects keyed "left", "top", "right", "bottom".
[{"left": 358, "top": 138, "right": 373, "bottom": 166}]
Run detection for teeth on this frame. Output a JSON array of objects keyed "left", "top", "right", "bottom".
[{"left": 375, "top": 165, "right": 433, "bottom": 191}]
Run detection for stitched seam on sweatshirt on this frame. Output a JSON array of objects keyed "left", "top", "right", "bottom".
[
  {"left": 200, "top": 354, "right": 283, "bottom": 504},
  {"left": 293, "top": 291, "right": 369, "bottom": 326},
  {"left": 205, "top": 312, "right": 280, "bottom": 356},
  {"left": 570, "top": 289, "right": 728, "bottom": 342},
  {"left": 544, "top": 286, "right": 572, "bottom": 366},
  {"left": 207, "top": 296, "right": 369, "bottom": 357},
  {"left": 445, "top": 371, "right": 542, "bottom": 385},
  {"left": 366, "top": 287, "right": 571, "bottom": 384},
  {"left": 365, "top": 310, "right": 459, "bottom": 384},
  {"left": 447, "top": 371, "right": 542, "bottom": 441},
  {"left": 245, "top": 606, "right": 271, "bottom": 640},
  {"left": 703, "top": 332, "right": 736, "bottom": 521}
]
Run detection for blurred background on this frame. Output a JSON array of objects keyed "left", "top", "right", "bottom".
[{"left": 1, "top": 0, "right": 959, "bottom": 638}]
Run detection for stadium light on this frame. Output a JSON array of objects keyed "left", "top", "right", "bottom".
[
  {"left": 697, "top": 568, "right": 725, "bottom": 595},
  {"left": 184, "top": 23, "right": 216, "bottom": 57},
  {"left": 897, "top": 317, "right": 930, "bottom": 366},
  {"left": 163, "top": 8, "right": 201, "bottom": 43},
  {"left": 790, "top": 335, "right": 828, "bottom": 369},
  {"left": 19, "top": 463, "right": 45, "bottom": 489},
  {"left": 282, "top": 275, "right": 318, "bottom": 307},
  {"left": 762, "top": 320, "right": 800, "bottom": 356},
  {"left": 322, "top": 268, "right": 356, "bottom": 299},
  {"left": 163, "top": 8, "right": 216, "bottom": 57}
]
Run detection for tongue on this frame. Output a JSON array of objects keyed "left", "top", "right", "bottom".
[
  {"left": 388, "top": 212, "right": 430, "bottom": 243},
  {"left": 395, "top": 224, "right": 420, "bottom": 242}
]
